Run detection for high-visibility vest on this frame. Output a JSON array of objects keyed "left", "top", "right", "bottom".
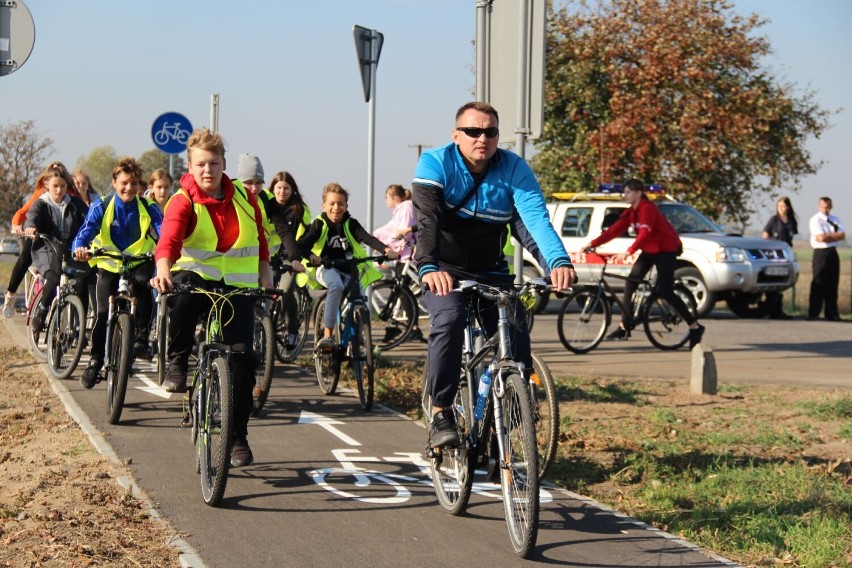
[
  {"left": 296, "top": 216, "right": 381, "bottom": 290},
  {"left": 90, "top": 195, "right": 156, "bottom": 273},
  {"left": 171, "top": 181, "right": 260, "bottom": 288}
]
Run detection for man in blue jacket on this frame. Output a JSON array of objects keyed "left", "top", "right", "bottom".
[{"left": 412, "top": 101, "right": 574, "bottom": 447}]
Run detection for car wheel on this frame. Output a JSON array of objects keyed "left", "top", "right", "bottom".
[
  {"left": 725, "top": 291, "right": 774, "bottom": 319},
  {"left": 674, "top": 266, "right": 716, "bottom": 318}
]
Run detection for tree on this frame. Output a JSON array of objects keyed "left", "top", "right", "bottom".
[
  {"left": 138, "top": 148, "right": 185, "bottom": 189},
  {"left": 76, "top": 146, "right": 118, "bottom": 195},
  {"left": 0, "top": 120, "right": 55, "bottom": 229},
  {"left": 532, "top": 0, "right": 833, "bottom": 223}
]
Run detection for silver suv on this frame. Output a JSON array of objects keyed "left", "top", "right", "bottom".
[{"left": 523, "top": 192, "right": 798, "bottom": 317}]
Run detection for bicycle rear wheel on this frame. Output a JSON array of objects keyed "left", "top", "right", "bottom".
[
  {"left": 498, "top": 370, "right": 539, "bottom": 558},
  {"left": 155, "top": 295, "right": 170, "bottom": 386},
  {"left": 530, "top": 352, "right": 558, "bottom": 480},
  {"left": 198, "top": 355, "right": 233, "bottom": 507},
  {"left": 422, "top": 362, "right": 474, "bottom": 515},
  {"left": 26, "top": 287, "right": 48, "bottom": 361},
  {"left": 47, "top": 294, "right": 86, "bottom": 380},
  {"left": 369, "top": 280, "right": 417, "bottom": 351},
  {"left": 106, "top": 313, "right": 134, "bottom": 425},
  {"left": 556, "top": 288, "right": 611, "bottom": 354},
  {"left": 313, "top": 299, "right": 340, "bottom": 395},
  {"left": 251, "top": 309, "right": 275, "bottom": 416},
  {"left": 643, "top": 284, "right": 696, "bottom": 350},
  {"left": 351, "top": 306, "right": 375, "bottom": 411},
  {"left": 274, "top": 288, "right": 311, "bottom": 363}
]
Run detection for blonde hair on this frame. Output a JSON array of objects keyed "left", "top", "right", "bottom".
[
  {"left": 71, "top": 168, "right": 93, "bottom": 189},
  {"left": 36, "top": 161, "right": 76, "bottom": 192},
  {"left": 186, "top": 127, "right": 225, "bottom": 159},
  {"left": 148, "top": 168, "right": 173, "bottom": 187},
  {"left": 322, "top": 182, "right": 349, "bottom": 203}
]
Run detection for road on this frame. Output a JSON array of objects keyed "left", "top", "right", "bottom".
[{"left": 3, "top": 312, "right": 739, "bottom": 568}]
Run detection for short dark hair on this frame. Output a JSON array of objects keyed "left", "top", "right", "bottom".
[
  {"left": 455, "top": 101, "right": 499, "bottom": 124},
  {"left": 624, "top": 178, "right": 645, "bottom": 192}
]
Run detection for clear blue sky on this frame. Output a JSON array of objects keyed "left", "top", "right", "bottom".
[{"left": 2, "top": 0, "right": 848, "bottom": 236}]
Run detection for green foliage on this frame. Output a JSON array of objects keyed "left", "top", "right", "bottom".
[
  {"left": 532, "top": 0, "right": 835, "bottom": 223},
  {"left": 138, "top": 149, "right": 185, "bottom": 189},
  {"left": 798, "top": 397, "right": 852, "bottom": 420},
  {"left": 0, "top": 120, "right": 55, "bottom": 226},
  {"left": 75, "top": 146, "right": 118, "bottom": 195}
]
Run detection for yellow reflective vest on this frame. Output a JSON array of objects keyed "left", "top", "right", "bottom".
[
  {"left": 296, "top": 216, "right": 382, "bottom": 290},
  {"left": 171, "top": 180, "right": 260, "bottom": 288},
  {"left": 90, "top": 196, "right": 156, "bottom": 273}
]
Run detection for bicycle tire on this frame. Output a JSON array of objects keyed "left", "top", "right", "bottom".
[
  {"left": 105, "top": 313, "right": 134, "bottom": 425},
  {"left": 422, "top": 362, "right": 474, "bottom": 515},
  {"left": 368, "top": 280, "right": 417, "bottom": 351},
  {"left": 498, "top": 370, "right": 540, "bottom": 558},
  {"left": 530, "top": 352, "right": 559, "bottom": 480},
  {"left": 313, "top": 299, "right": 340, "bottom": 395},
  {"left": 274, "top": 288, "right": 310, "bottom": 363},
  {"left": 46, "top": 294, "right": 86, "bottom": 380},
  {"left": 643, "top": 283, "right": 696, "bottom": 350},
  {"left": 351, "top": 306, "right": 375, "bottom": 411},
  {"left": 155, "top": 295, "right": 169, "bottom": 386},
  {"left": 26, "top": 286, "right": 48, "bottom": 360},
  {"left": 252, "top": 310, "right": 275, "bottom": 416},
  {"left": 198, "top": 355, "right": 233, "bottom": 507},
  {"left": 556, "top": 288, "right": 611, "bottom": 354}
]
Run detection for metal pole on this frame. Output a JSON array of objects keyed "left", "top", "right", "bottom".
[
  {"left": 513, "top": 0, "right": 531, "bottom": 283},
  {"left": 475, "top": 1, "right": 489, "bottom": 100},
  {"left": 366, "top": 32, "right": 378, "bottom": 233},
  {"left": 210, "top": 93, "right": 220, "bottom": 133}
]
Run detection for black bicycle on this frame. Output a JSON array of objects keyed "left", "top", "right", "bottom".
[
  {"left": 368, "top": 258, "right": 421, "bottom": 351},
  {"left": 269, "top": 255, "right": 313, "bottom": 364},
  {"left": 88, "top": 249, "right": 154, "bottom": 424},
  {"left": 557, "top": 252, "right": 697, "bottom": 353}
]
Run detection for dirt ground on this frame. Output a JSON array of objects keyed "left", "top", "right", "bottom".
[{"left": 0, "top": 322, "right": 182, "bottom": 567}]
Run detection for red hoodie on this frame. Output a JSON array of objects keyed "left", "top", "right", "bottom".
[
  {"left": 155, "top": 172, "right": 269, "bottom": 265},
  {"left": 590, "top": 197, "right": 681, "bottom": 255}
]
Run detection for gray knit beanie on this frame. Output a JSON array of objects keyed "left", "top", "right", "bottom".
[{"left": 237, "top": 153, "right": 264, "bottom": 183}]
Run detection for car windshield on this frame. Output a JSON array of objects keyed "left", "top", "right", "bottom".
[{"left": 658, "top": 203, "right": 719, "bottom": 234}]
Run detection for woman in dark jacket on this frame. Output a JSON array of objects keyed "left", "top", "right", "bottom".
[
  {"left": 22, "top": 163, "right": 90, "bottom": 335},
  {"left": 761, "top": 196, "right": 798, "bottom": 319}
]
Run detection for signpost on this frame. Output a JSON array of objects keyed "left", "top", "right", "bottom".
[
  {"left": 151, "top": 112, "right": 193, "bottom": 179},
  {"left": 353, "top": 25, "right": 383, "bottom": 233},
  {"left": 0, "top": 0, "right": 35, "bottom": 77}
]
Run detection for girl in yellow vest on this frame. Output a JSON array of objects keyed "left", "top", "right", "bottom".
[
  {"left": 150, "top": 128, "right": 281, "bottom": 469},
  {"left": 73, "top": 157, "right": 162, "bottom": 389},
  {"left": 298, "top": 183, "right": 398, "bottom": 350}
]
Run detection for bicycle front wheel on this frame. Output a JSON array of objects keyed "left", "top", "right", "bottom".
[
  {"left": 313, "top": 299, "right": 340, "bottom": 395},
  {"left": 530, "top": 352, "right": 559, "bottom": 480},
  {"left": 47, "top": 294, "right": 86, "bottom": 380},
  {"left": 643, "top": 284, "right": 696, "bottom": 350},
  {"left": 27, "top": 287, "right": 48, "bottom": 360},
  {"left": 351, "top": 306, "right": 375, "bottom": 411},
  {"left": 198, "top": 356, "right": 234, "bottom": 507},
  {"left": 105, "top": 313, "right": 134, "bottom": 425},
  {"left": 251, "top": 310, "right": 275, "bottom": 416},
  {"left": 155, "top": 295, "right": 170, "bottom": 385},
  {"left": 556, "top": 288, "right": 611, "bottom": 354},
  {"left": 369, "top": 280, "right": 417, "bottom": 351},
  {"left": 498, "top": 370, "right": 540, "bottom": 558}
]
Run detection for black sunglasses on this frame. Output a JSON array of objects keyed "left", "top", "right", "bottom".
[{"left": 456, "top": 126, "right": 499, "bottom": 139}]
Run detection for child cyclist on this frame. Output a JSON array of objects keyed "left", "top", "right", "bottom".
[
  {"left": 151, "top": 128, "right": 275, "bottom": 468},
  {"left": 145, "top": 168, "right": 173, "bottom": 214},
  {"left": 298, "top": 182, "right": 398, "bottom": 350},
  {"left": 73, "top": 156, "right": 163, "bottom": 389}
]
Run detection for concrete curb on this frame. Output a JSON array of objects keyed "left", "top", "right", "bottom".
[{"left": 3, "top": 318, "right": 206, "bottom": 568}]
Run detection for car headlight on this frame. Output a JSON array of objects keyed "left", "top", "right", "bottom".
[{"left": 716, "top": 246, "right": 746, "bottom": 263}]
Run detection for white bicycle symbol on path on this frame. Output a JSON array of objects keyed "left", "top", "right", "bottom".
[{"left": 154, "top": 121, "right": 191, "bottom": 146}]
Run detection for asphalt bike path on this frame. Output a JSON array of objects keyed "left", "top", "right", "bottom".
[{"left": 5, "top": 315, "right": 737, "bottom": 567}]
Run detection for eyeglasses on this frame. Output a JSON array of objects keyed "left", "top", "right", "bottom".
[{"left": 456, "top": 126, "right": 499, "bottom": 139}]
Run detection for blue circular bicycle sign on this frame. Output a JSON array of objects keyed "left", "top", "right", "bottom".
[{"left": 151, "top": 112, "right": 193, "bottom": 154}]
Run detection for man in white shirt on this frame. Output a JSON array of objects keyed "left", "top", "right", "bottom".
[{"left": 808, "top": 196, "right": 846, "bottom": 320}]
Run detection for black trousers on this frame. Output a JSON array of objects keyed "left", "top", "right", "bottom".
[
  {"left": 6, "top": 237, "right": 33, "bottom": 293},
  {"left": 90, "top": 263, "right": 155, "bottom": 361},
  {"left": 622, "top": 251, "right": 696, "bottom": 328},
  {"left": 809, "top": 247, "right": 840, "bottom": 319},
  {"left": 167, "top": 271, "right": 257, "bottom": 436}
]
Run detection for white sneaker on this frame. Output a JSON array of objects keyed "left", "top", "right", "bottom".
[{"left": 3, "top": 293, "right": 13, "bottom": 319}]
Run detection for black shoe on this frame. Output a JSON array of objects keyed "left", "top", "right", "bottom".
[
  {"left": 768, "top": 312, "right": 793, "bottom": 320},
  {"left": 81, "top": 359, "right": 102, "bottom": 389},
  {"left": 134, "top": 342, "right": 152, "bottom": 360},
  {"left": 382, "top": 327, "right": 402, "bottom": 343},
  {"left": 408, "top": 328, "right": 426, "bottom": 343},
  {"left": 163, "top": 368, "right": 187, "bottom": 393},
  {"left": 429, "top": 409, "right": 461, "bottom": 448},
  {"left": 688, "top": 323, "right": 706, "bottom": 349},
  {"left": 230, "top": 435, "right": 254, "bottom": 467},
  {"left": 605, "top": 326, "right": 630, "bottom": 341},
  {"left": 826, "top": 315, "right": 842, "bottom": 321}
]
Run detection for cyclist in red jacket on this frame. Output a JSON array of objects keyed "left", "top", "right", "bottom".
[{"left": 583, "top": 178, "right": 704, "bottom": 348}]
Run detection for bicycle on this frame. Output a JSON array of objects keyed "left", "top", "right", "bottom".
[
  {"left": 421, "top": 277, "right": 550, "bottom": 558},
  {"left": 268, "top": 255, "right": 313, "bottom": 364},
  {"left": 87, "top": 249, "right": 154, "bottom": 424},
  {"left": 250, "top": 296, "right": 275, "bottom": 416},
  {"left": 23, "top": 266, "right": 47, "bottom": 360},
  {"left": 312, "top": 255, "right": 386, "bottom": 411},
  {"left": 167, "top": 282, "right": 280, "bottom": 507},
  {"left": 368, "top": 257, "right": 421, "bottom": 351},
  {"left": 24, "top": 234, "right": 88, "bottom": 376},
  {"left": 556, "top": 251, "right": 697, "bottom": 353}
]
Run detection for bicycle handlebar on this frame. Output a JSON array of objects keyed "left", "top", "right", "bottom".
[
  {"left": 163, "top": 281, "right": 284, "bottom": 299},
  {"left": 308, "top": 255, "right": 388, "bottom": 269},
  {"left": 89, "top": 248, "right": 155, "bottom": 263}
]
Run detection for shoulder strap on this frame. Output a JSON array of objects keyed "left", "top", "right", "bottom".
[{"left": 449, "top": 171, "right": 486, "bottom": 214}]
